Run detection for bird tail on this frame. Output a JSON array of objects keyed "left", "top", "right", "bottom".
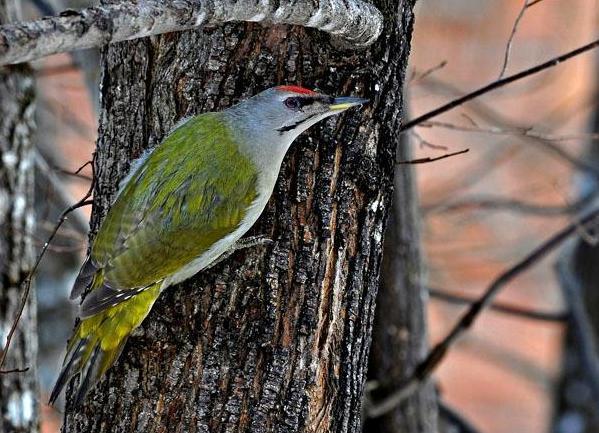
[{"left": 49, "top": 282, "right": 161, "bottom": 405}]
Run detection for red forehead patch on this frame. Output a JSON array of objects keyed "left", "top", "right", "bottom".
[{"left": 276, "top": 85, "right": 317, "bottom": 95}]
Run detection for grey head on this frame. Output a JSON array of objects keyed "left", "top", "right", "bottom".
[{"left": 223, "top": 85, "right": 368, "bottom": 170}]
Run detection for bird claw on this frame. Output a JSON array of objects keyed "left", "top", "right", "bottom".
[{"left": 205, "top": 235, "right": 273, "bottom": 270}]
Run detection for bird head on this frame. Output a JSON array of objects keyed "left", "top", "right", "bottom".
[
  {"left": 266, "top": 85, "right": 368, "bottom": 136},
  {"left": 226, "top": 85, "right": 368, "bottom": 152}
]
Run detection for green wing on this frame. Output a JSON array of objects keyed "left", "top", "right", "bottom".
[{"left": 74, "top": 113, "right": 258, "bottom": 315}]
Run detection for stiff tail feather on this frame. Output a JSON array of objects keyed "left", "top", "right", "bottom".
[{"left": 49, "top": 283, "right": 161, "bottom": 405}]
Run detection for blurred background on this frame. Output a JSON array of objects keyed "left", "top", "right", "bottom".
[{"left": 17, "top": 0, "right": 599, "bottom": 431}]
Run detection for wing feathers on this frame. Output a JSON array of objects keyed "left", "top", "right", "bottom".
[
  {"left": 70, "top": 257, "right": 97, "bottom": 300},
  {"left": 80, "top": 283, "right": 155, "bottom": 318}
]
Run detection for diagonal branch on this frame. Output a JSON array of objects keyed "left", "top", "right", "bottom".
[
  {"left": 0, "top": 156, "right": 95, "bottom": 373},
  {"left": 366, "top": 208, "right": 599, "bottom": 418},
  {"left": 497, "top": 0, "right": 546, "bottom": 79},
  {"left": 401, "top": 38, "right": 599, "bottom": 132},
  {"left": 429, "top": 287, "right": 568, "bottom": 322},
  {"left": 0, "top": 0, "right": 383, "bottom": 65}
]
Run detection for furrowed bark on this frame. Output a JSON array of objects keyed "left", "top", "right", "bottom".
[
  {"left": 0, "top": 0, "right": 38, "bottom": 431},
  {"left": 364, "top": 132, "right": 439, "bottom": 432},
  {"left": 62, "top": 0, "right": 417, "bottom": 430},
  {"left": 0, "top": 0, "right": 383, "bottom": 66}
]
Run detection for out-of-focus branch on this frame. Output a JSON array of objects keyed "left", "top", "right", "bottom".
[
  {"left": 429, "top": 287, "right": 568, "bottom": 322},
  {"left": 0, "top": 0, "right": 383, "bottom": 65},
  {"left": 439, "top": 401, "right": 483, "bottom": 433},
  {"left": 367, "top": 208, "right": 599, "bottom": 418},
  {"left": 397, "top": 148, "right": 469, "bottom": 165},
  {"left": 0, "top": 155, "right": 94, "bottom": 373},
  {"left": 424, "top": 189, "right": 597, "bottom": 218},
  {"left": 401, "top": 38, "right": 599, "bottom": 132},
  {"left": 497, "top": 0, "right": 547, "bottom": 78},
  {"left": 34, "top": 150, "right": 90, "bottom": 233},
  {"left": 556, "top": 251, "right": 599, "bottom": 403},
  {"left": 420, "top": 120, "right": 599, "bottom": 143},
  {"left": 30, "top": 0, "right": 55, "bottom": 16}
]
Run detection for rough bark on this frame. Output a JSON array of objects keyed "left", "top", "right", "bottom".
[
  {"left": 0, "top": 0, "right": 383, "bottom": 66},
  {"left": 364, "top": 128, "right": 438, "bottom": 432},
  {"left": 62, "top": 0, "right": 417, "bottom": 431},
  {"left": 0, "top": 1, "right": 38, "bottom": 431}
]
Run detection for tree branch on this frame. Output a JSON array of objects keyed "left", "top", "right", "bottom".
[
  {"left": 396, "top": 148, "right": 469, "bottom": 165},
  {"left": 367, "top": 208, "right": 599, "bottom": 418},
  {"left": 429, "top": 287, "right": 568, "bottom": 322},
  {"left": 556, "top": 250, "right": 599, "bottom": 403},
  {"left": 0, "top": 0, "right": 383, "bottom": 65},
  {"left": 439, "top": 401, "right": 483, "bottom": 433},
  {"left": 0, "top": 156, "right": 94, "bottom": 373},
  {"left": 401, "top": 38, "right": 599, "bottom": 132},
  {"left": 423, "top": 189, "right": 597, "bottom": 218}
]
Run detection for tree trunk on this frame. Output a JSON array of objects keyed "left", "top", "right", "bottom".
[
  {"left": 551, "top": 140, "right": 599, "bottom": 432},
  {"left": 364, "top": 126, "right": 439, "bottom": 432},
  {"left": 63, "top": 0, "right": 417, "bottom": 430},
  {"left": 0, "top": 0, "right": 37, "bottom": 431}
]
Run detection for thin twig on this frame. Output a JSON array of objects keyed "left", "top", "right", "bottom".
[
  {"left": 409, "top": 60, "right": 448, "bottom": 84},
  {"left": 34, "top": 150, "right": 90, "bottom": 233},
  {"left": 419, "top": 120, "right": 599, "bottom": 143},
  {"left": 0, "top": 162, "right": 94, "bottom": 373},
  {"left": 423, "top": 189, "right": 597, "bottom": 218},
  {"left": 52, "top": 159, "right": 93, "bottom": 181},
  {"left": 0, "top": 367, "right": 30, "bottom": 374},
  {"left": 397, "top": 148, "right": 469, "bottom": 165},
  {"left": 410, "top": 130, "right": 448, "bottom": 151},
  {"left": 498, "top": 0, "right": 547, "bottom": 79},
  {"left": 416, "top": 76, "right": 599, "bottom": 188},
  {"left": 439, "top": 401, "right": 483, "bottom": 433},
  {"left": 367, "top": 208, "right": 599, "bottom": 418},
  {"left": 429, "top": 287, "right": 568, "bottom": 322},
  {"left": 401, "top": 38, "right": 599, "bottom": 132}
]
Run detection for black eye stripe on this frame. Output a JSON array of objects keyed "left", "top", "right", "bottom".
[
  {"left": 284, "top": 96, "right": 320, "bottom": 110},
  {"left": 297, "top": 97, "right": 316, "bottom": 107}
]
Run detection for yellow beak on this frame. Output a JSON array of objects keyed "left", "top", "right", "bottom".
[{"left": 329, "top": 97, "right": 369, "bottom": 111}]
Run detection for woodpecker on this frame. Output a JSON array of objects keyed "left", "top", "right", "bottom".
[{"left": 50, "top": 85, "right": 368, "bottom": 404}]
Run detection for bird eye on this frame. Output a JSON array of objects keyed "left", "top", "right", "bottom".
[{"left": 284, "top": 97, "right": 301, "bottom": 111}]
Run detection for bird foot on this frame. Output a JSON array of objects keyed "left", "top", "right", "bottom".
[{"left": 206, "top": 235, "right": 273, "bottom": 269}]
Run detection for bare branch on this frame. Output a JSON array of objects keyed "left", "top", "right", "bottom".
[
  {"left": 410, "top": 130, "right": 448, "bottom": 151},
  {"left": 0, "top": 159, "right": 94, "bottom": 372},
  {"left": 429, "top": 287, "right": 568, "bottom": 322},
  {"left": 439, "top": 401, "right": 483, "bottom": 433},
  {"left": 34, "top": 150, "right": 91, "bottom": 233},
  {"left": 497, "top": 0, "right": 546, "bottom": 79},
  {"left": 396, "top": 148, "right": 469, "bottom": 165},
  {"left": 367, "top": 208, "right": 599, "bottom": 418},
  {"left": 401, "top": 38, "right": 599, "bottom": 132},
  {"left": 0, "top": 367, "right": 29, "bottom": 374},
  {"left": 409, "top": 60, "right": 448, "bottom": 84},
  {"left": 497, "top": 0, "right": 528, "bottom": 79},
  {"left": 419, "top": 120, "right": 599, "bottom": 143},
  {"left": 0, "top": 0, "right": 383, "bottom": 65},
  {"left": 424, "top": 189, "right": 597, "bottom": 218}
]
